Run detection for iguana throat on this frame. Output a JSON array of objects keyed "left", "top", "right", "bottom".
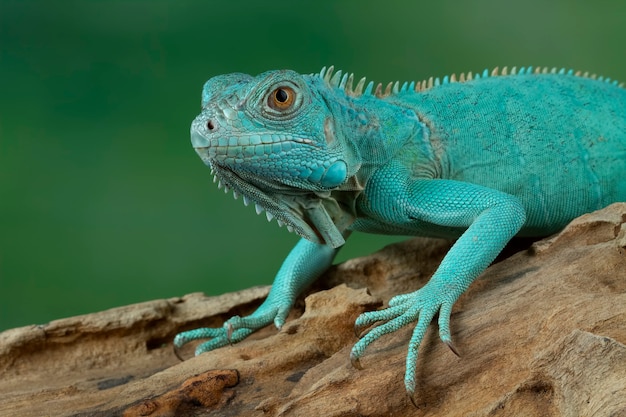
[{"left": 191, "top": 129, "right": 349, "bottom": 247}]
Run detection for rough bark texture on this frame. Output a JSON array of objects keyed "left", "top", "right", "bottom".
[{"left": 1, "top": 204, "right": 625, "bottom": 417}]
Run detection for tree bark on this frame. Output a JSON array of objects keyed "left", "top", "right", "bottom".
[{"left": 1, "top": 204, "right": 625, "bottom": 417}]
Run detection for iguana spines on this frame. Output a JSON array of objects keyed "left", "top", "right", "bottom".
[{"left": 319, "top": 65, "right": 624, "bottom": 98}]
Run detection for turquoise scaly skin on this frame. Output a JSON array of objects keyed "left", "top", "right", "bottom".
[{"left": 176, "top": 66, "right": 626, "bottom": 400}]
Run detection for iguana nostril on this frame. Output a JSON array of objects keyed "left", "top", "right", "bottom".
[{"left": 207, "top": 120, "right": 215, "bottom": 131}]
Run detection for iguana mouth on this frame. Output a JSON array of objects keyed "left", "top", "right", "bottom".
[{"left": 197, "top": 152, "right": 347, "bottom": 248}]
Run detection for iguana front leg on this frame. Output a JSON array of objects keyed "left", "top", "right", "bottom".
[
  {"left": 350, "top": 167, "right": 526, "bottom": 400},
  {"left": 174, "top": 238, "right": 340, "bottom": 356}
]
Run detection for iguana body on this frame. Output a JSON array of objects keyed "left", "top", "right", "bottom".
[{"left": 176, "top": 66, "right": 626, "bottom": 399}]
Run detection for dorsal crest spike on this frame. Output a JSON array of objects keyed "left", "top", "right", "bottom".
[
  {"left": 339, "top": 73, "right": 349, "bottom": 89},
  {"left": 384, "top": 82, "right": 393, "bottom": 96},
  {"left": 330, "top": 70, "right": 343, "bottom": 87},
  {"left": 354, "top": 77, "right": 367, "bottom": 95},
  {"left": 324, "top": 66, "right": 335, "bottom": 83},
  {"left": 345, "top": 73, "right": 355, "bottom": 93},
  {"left": 374, "top": 83, "right": 383, "bottom": 97}
]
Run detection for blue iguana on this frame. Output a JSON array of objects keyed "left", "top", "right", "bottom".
[{"left": 175, "top": 66, "right": 626, "bottom": 400}]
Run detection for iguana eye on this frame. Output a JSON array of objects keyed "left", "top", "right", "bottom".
[{"left": 269, "top": 86, "right": 295, "bottom": 110}]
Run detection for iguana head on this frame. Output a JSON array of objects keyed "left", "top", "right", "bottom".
[{"left": 190, "top": 69, "right": 363, "bottom": 247}]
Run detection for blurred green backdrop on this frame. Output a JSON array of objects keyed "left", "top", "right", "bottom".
[{"left": 1, "top": 0, "right": 625, "bottom": 331}]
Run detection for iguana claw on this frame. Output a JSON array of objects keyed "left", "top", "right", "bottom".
[
  {"left": 444, "top": 339, "right": 460, "bottom": 357},
  {"left": 348, "top": 281, "right": 461, "bottom": 403},
  {"left": 173, "top": 341, "right": 186, "bottom": 362},
  {"left": 349, "top": 351, "right": 363, "bottom": 370}
]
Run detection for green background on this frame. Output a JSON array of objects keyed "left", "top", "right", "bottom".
[{"left": 1, "top": 0, "right": 625, "bottom": 331}]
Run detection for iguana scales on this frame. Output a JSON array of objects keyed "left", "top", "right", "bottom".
[{"left": 176, "top": 65, "right": 626, "bottom": 400}]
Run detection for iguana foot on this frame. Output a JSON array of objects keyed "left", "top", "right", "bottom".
[
  {"left": 173, "top": 302, "right": 289, "bottom": 360},
  {"left": 349, "top": 283, "right": 457, "bottom": 397}
]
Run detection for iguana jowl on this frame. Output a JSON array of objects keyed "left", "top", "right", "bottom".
[{"left": 176, "top": 66, "right": 626, "bottom": 399}]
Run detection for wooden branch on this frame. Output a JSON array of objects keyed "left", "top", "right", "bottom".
[{"left": 1, "top": 204, "right": 625, "bottom": 417}]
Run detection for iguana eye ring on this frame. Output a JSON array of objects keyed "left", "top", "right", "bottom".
[{"left": 269, "top": 86, "right": 295, "bottom": 110}]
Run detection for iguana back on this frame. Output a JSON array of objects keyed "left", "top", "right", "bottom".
[{"left": 376, "top": 68, "right": 626, "bottom": 236}]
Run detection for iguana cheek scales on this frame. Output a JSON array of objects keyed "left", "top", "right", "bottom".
[{"left": 178, "top": 65, "right": 626, "bottom": 401}]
